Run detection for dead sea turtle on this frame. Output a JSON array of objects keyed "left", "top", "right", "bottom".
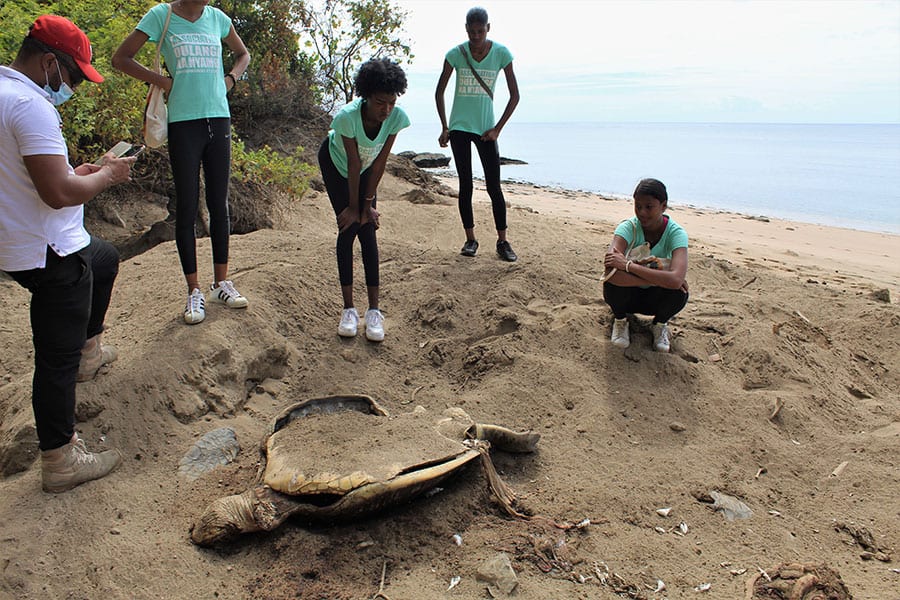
[{"left": 190, "top": 394, "right": 540, "bottom": 546}]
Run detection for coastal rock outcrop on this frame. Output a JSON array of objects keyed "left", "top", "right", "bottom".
[
  {"left": 397, "top": 151, "right": 527, "bottom": 169},
  {"left": 397, "top": 152, "right": 452, "bottom": 168}
]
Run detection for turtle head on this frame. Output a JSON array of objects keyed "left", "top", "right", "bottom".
[
  {"left": 191, "top": 490, "right": 261, "bottom": 546},
  {"left": 434, "top": 408, "right": 474, "bottom": 441}
]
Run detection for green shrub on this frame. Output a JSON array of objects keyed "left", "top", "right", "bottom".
[
  {"left": 2, "top": 1, "right": 318, "bottom": 234},
  {"left": 231, "top": 135, "right": 316, "bottom": 198},
  {"left": 227, "top": 134, "right": 317, "bottom": 233}
]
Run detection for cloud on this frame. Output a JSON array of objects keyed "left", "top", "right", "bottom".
[{"left": 395, "top": 0, "right": 900, "bottom": 123}]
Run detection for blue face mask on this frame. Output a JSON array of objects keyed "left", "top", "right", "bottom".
[{"left": 43, "top": 60, "right": 74, "bottom": 106}]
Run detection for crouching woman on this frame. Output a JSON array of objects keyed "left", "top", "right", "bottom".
[{"left": 602, "top": 178, "right": 688, "bottom": 352}]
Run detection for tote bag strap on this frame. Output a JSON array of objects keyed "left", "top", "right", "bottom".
[
  {"left": 154, "top": 3, "right": 173, "bottom": 74},
  {"left": 626, "top": 219, "right": 638, "bottom": 254},
  {"left": 457, "top": 44, "right": 493, "bottom": 100}
]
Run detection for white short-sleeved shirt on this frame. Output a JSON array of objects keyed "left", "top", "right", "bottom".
[{"left": 0, "top": 66, "right": 89, "bottom": 272}]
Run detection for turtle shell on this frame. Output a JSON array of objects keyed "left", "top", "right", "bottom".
[
  {"left": 262, "top": 395, "right": 479, "bottom": 501},
  {"left": 190, "top": 395, "right": 534, "bottom": 545}
]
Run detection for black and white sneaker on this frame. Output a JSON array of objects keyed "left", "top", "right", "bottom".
[
  {"left": 496, "top": 240, "right": 518, "bottom": 262},
  {"left": 460, "top": 239, "right": 479, "bottom": 257},
  {"left": 209, "top": 280, "right": 248, "bottom": 308},
  {"left": 184, "top": 288, "right": 206, "bottom": 324}
]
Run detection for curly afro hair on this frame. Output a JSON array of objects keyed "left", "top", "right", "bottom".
[{"left": 353, "top": 57, "right": 407, "bottom": 99}]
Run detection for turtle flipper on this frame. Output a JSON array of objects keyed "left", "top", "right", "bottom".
[
  {"left": 472, "top": 424, "right": 540, "bottom": 453},
  {"left": 475, "top": 444, "right": 531, "bottom": 519}
]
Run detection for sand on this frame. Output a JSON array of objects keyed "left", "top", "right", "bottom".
[{"left": 0, "top": 169, "right": 897, "bottom": 599}]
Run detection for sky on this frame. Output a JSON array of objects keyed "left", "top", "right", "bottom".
[{"left": 389, "top": 0, "right": 900, "bottom": 125}]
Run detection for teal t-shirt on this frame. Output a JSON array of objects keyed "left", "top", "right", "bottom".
[
  {"left": 137, "top": 3, "right": 232, "bottom": 123},
  {"left": 614, "top": 216, "right": 689, "bottom": 260},
  {"left": 327, "top": 98, "right": 411, "bottom": 177},
  {"left": 445, "top": 41, "right": 513, "bottom": 135}
]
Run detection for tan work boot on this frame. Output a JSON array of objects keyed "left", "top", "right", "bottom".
[
  {"left": 41, "top": 435, "right": 122, "bottom": 493},
  {"left": 77, "top": 334, "right": 118, "bottom": 382}
]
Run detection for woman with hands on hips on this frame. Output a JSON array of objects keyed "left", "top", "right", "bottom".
[{"left": 112, "top": 0, "right": 250, "bottom": 326}]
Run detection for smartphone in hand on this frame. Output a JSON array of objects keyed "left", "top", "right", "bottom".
[
  {"left": 122, "top": 144, "right": 145, "bottom": 158},
  {"left": 94, "top": 142, "right": 143, "bottom": 165}
]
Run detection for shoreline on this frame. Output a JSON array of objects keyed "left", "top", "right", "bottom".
[
  {"left": 429, "top": 169, "right": 900, "bottom": 236},
  {"left": 432, "top": 173, "right": 900, "bottom": 295},
  {"left": 398, "top": 121, "right": 900, "bottom": 237}
]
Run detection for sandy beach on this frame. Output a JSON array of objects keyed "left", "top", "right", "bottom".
[
  {"left": 492, "top": 176, "right": 899, "bottom": 294},
  {"left": 0, "top": 166, "right": 897, "bottom": 599}
]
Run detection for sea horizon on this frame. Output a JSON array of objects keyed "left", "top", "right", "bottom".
[{"left": 395, "top": 121, "right": 900, "bottom": 236}]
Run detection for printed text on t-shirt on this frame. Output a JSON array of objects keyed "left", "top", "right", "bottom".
[
  {"left": 171, "top": 33, "right": 222, "bottom": 72},
  {"left": 458, "top": 69, "right": 497, "bottom": 96}
]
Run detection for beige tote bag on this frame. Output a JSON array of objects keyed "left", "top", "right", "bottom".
[{"left": 143, "top": 3, "right": 172, "bottom": 148}]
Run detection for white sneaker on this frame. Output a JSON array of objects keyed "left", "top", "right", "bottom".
[
  {"left": 364, "top": 309, "right": 385, "bottom": 342},
  {"left": 611, "top": 318, "right": 630, "bottom": 348},
  {"left": 652, "top": 322, "right": 671, "bottom": 352},
  {"left": 209, "top": 280, "right": 248, "bottom": 308},
  {"left": 184, "top": 288, "right": 206, "bottom": 324},
  {"left": 338, "top": 308, "right": 359, "bottom": 337}
]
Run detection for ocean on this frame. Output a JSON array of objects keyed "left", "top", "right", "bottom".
[{"left": 394, "top": 122, "right": 900, "bottom": 235}]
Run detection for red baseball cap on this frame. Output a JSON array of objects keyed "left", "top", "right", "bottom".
[{"left": 29, "top": 15, "right": 103, "bottom": 83}]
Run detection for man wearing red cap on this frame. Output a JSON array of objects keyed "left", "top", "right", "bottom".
[{"left": 0, "top": 15, "right": 135, "bottom": 492}]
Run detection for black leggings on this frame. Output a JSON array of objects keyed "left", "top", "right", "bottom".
[
  {"left": 168, "top": 117, "right": 232, "bottom": 275},
  {"left": 317, "top": 139, "right": 379, "bottom": 287},
  {"left": 449, "top": 130, "right": 507, "bottom": 232},
  {"left": 603, "top": 282, "right": 688, "bottom": 323}
]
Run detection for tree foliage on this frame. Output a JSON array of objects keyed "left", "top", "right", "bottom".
[
  {"left": 1, "top": 0, "right": 318, "bottom": 202},
  {"left": 1, "top": 0, "right": 159, "bottom": 163},
  {"left": 298, "top": 0, "right": 412, "bottom": 110},
  {"left": 0, "top": 0, "right": 414, "bottom": 225},
  {"left": 217, "top": 0, "right": 318, "bottom": 109}
]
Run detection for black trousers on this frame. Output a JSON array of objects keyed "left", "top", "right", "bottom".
[
  {"left": 317, "top": 139, "right": 379, "bottom": 288},
  {"left": 449, "top": 130, "right": 507, "bottom": 232},
  {"left": 603, "top": 281, "right": 688, "bottom": 323},
  {"left": 7, "top": 237, "right": 119, "bottom": 450},
  {"left": 168, "top": 117, "right": 232, "bottom": 275}
]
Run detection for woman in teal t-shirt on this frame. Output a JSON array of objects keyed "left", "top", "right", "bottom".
[
  {"left": 317, "top": 58, "right": 410, "bottom": 343},
  {"left": 435, "top": 6, "right": 520, "bottom": 262},
  {"left": 113, "top": 0, "right": 250, "bottom": 326},
  {"left": 602, "top": 179, "right": 689, "bottom": 353}
]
